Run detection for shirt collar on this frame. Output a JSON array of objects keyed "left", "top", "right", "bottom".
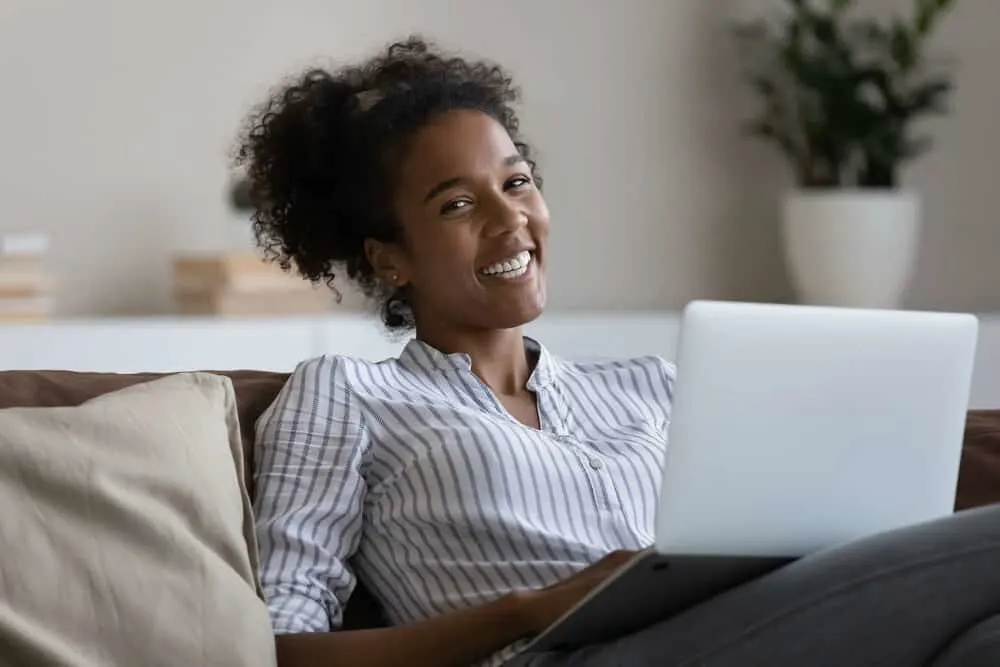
[{"left": 400, "top": 336, "right": 557, "bottom": 390}]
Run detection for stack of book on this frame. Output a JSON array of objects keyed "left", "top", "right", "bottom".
[
  {"left": 171, "top": 251, "right": 334, "bottom": 316},
  {"left": 0, "top": 231, "right": 54, "bottom": 323}
]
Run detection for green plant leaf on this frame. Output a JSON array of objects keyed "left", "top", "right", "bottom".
[
  {"left": 733, "top": 0, "right": 956, "bottom": 186},
  {"left": 890, "top": 22, "right": 917, "bottom": 70},
  {"left": 831, "top": 0, "right": 854, "bottom": 14},
  {"left": 915, "top": 0, "right": 958, "bottom": 36},
  {"left": 915, "top": 0, "right": 934, "bottom": 34},
  {"left": 905, "top": 78, "right": 954, "bottom": 115}
]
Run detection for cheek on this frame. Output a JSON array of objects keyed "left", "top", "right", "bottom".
[
  {"left": 408, "top": 233, "right": 476, "bottom": 282},
  {"left": 531, "top": 201, "right": 551, "bottom": 240}
]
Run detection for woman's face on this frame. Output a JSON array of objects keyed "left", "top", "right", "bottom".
[{"left": 372, "top": 109, "right": 549, "bottom": 334}]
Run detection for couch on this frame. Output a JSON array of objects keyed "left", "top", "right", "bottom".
[{"left": 1, "top": 368, "right": 999, "bottom": 646}]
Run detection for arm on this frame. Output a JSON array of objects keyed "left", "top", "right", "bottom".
[
  {"left": 272, "top": 549, "right": 638, "bottom": 667},
  {"left": 273, "top": 592, "right": 533, "bottom": 667},
  {"left": 253, "top": 357, "right": 532, "bottom": 667},
  {"left": 253, "top": 355, "right": 366, "bottom": 635}
]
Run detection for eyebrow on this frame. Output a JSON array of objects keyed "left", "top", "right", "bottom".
[{"left": 422, "top": 154, "right": 527, "bottom": 203}]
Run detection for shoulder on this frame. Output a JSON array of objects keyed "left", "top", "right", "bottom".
[
  {"left": 285, "top": 352, "right": 401, "bottom": 388},
  {"left": 551, "top": 352, "right": 676, "bottom": 419},
  {"left": 255, "top": 354, "right": 388, "bottom": 458},
  {"left": 556, "top": 353, "right": 675, "bottom": 387},
  {"left": 261, "top": 353, "right": 401, "bottom": 425}
]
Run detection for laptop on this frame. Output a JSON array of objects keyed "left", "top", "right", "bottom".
[{"left": 525, "top": 300, "right": 979, "bottom": 653}]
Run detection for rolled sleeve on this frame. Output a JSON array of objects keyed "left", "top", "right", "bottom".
[{"left": 252, "top": 355, "right": 369, "bottom": 633}]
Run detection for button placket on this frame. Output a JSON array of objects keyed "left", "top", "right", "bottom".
[
  {"left": 552, "top": 433, "right": 613, "bottom": 511},
  {"left": 585, "top": 454, "right": 613, "bottom": 510}
]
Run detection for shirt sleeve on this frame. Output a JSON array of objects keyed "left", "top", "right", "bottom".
[
  {"left": 656, "top": 355, "right": 677, "bottom": 421},
  {"left": 252, "top": 355, "right": 369, "bottom": 634}
]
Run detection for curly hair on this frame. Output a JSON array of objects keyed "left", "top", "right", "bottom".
[{"left": 234, "top": 36, "right": 541, "bottom": 330}]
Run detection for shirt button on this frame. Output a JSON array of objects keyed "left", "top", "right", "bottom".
[{"left": 589, "top": 458, "right": 604, "bottom": 471}]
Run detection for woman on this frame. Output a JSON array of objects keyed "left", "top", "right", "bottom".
[{"left": 239, "top": 36, "right": 1000, "bottom": 667}]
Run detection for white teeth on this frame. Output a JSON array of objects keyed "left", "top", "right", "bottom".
[{"left": 481, "top": 250, "right": 532, "bottom": 278}]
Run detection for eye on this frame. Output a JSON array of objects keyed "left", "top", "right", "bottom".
[
  {"left": 505, "top": 174, "right": 534, "bottom": 191},
  {"left": 440, "top": 198, "right": 473, "bottom": 216}
]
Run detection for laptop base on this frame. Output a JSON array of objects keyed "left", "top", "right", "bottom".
[{"left": 525, "top": 551, "right": 793, "bottom": 654}]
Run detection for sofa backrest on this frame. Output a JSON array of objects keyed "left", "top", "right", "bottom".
[
  {"left": 1, "top": 368, "right": 999, "bottom": 631},
  {"left": 1, "top": 368, "right": 999, "bottom": 511},
  {"left": 3, "top": 369, "right": 1000, "bottom": 509},
  {"left": 957, "top": 410, "right": 1000, "bottom": 510}
]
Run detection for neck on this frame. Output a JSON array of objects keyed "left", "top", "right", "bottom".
[{"left": 415, "top": 323, "right": 532, "bottom": 396}]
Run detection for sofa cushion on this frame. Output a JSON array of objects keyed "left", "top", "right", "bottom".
[
  {"left": 0, "top": 373, "right": 277, "bottom": 666},
  {"left": 0, "top": 369, "right": 288, "bottom": 499},
  {"left": 0, "top": 368, "right": 386, "bottom": 630},
  {"left": 956, "top": 410, "right": 1000, "bottom": 511}
]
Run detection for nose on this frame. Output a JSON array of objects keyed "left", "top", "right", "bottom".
[{"left": 484, "top": 193, "right": 528, "bottom": 236}]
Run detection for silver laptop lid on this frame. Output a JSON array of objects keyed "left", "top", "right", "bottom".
[{"left": 655, "top": 301, "right": 978, "bottom": 558}]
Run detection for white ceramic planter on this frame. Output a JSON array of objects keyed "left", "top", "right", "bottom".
[{"left": 781, "top": 189, "right": 921, "bottom": 309}]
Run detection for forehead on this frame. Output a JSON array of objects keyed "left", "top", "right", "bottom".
[{"left": 396, "top": 109, "right": 518, "bottom": 186}]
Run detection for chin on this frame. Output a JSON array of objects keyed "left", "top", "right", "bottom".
[{"left": 485, "top": 299, "right": 546, "bottom": 330}]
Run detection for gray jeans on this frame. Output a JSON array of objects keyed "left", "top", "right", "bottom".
[{"left": 509, "top": 505, "right": 1000, "bottom": 667}]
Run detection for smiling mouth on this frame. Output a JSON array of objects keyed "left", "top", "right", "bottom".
[{"left": 479, "top": 250, "right": 533, "bottom": 279}]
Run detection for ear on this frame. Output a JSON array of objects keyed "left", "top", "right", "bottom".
[{"left": 364, "top": 238, "right": 409, "bottom": 288}]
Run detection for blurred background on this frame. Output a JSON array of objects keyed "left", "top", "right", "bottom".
[{"left": 0, "top": 0, "right": 997, "bottom": 320}]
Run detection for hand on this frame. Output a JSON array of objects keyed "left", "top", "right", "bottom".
[{"left": 516, "top": 550, "right": 639, "bottom": 636}]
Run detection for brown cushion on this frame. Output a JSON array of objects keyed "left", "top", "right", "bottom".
[
  {"left": 955, "top": 410, "right": 1000, "bottom": 511},
  {"left": 0, "top": 370, "right": 288, "bottom": 499}
]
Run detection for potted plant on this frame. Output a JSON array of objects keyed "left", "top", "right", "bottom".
[{"left": 733, "top": 0, "right": 957, "bottom": 308}]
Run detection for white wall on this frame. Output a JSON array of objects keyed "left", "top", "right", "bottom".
[
  {"left": 883, "top": 0, "right": 1000, "bottom": 312},
  {"left": 0, "top": 1, "right": 996, "bottom": 317}
]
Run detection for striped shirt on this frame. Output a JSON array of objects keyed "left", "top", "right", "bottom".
[{"left": 252, "top": 337, "right": 675, "bottom": 666}]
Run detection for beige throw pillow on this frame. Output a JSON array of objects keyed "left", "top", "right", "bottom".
[{"left": 0, "top": 373, "right": 276, "bottom": 667}]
